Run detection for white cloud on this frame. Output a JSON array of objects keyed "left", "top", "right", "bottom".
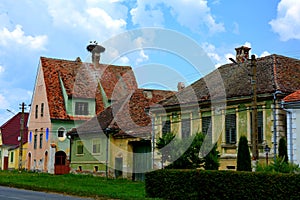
[
  {"left": 0, "top": 65, "right": 4, "bottom": 74},
  {"left": 44, "top": 0, "right": 128, "bottom": 41},
  {"left": 130, "top": 0, "right": 225, "bottom": 34},
  {"left": 260, "top": 51, "right": 271, "bottom": 57},
  {"left": 0, "top": 25, "right": 47, "bottom": 50},
  {"left": 270, "top": 0, "right": 300, "bottom": 41},
  {"left": 0, "top": 94, "right": 9, "bottom": 109},
  {"left": 136, "top": 50, "right": 149, "bottom": 64}
]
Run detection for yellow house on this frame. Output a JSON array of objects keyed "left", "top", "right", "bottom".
[
  {"left": 150, "top": 47, "right": 300, "bottom": 170},
  {"left": 8, "top": 143, "right": 28, "bottom": 170},
  {"left": 0, "top": 112, "right": 29, "bottom": 170}
]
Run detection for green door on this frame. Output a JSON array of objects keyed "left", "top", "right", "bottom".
[{"left": 132, "top": 141, "right": 151, "bottom": 181}]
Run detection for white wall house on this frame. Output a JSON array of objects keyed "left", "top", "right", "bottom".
[{"left": 282, "top": 90, "right": 300, "bottom": 165}]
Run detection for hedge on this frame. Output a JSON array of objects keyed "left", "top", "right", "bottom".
[{"left": 145, "top": 169, "right": 300, "bottom": 200}]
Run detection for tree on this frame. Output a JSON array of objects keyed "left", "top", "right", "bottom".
[
  {"left": 236, "top": 135, "right": 252, "bottom": 171},
  {"left": 203, "top": 143, "right": 220, "bottom": 170},
  {"left": 278, "top": 137, "right": 288, "bottom": 163},
  {"left": 156, "top": 132, "right": 175, "bottom": 168},
  {"left": 157, "top": 132, "right": 219, "bottom": 170}
]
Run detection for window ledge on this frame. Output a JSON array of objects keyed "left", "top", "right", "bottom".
[{"left": 221, "top": 144, "right": 237, "bottom": 149}]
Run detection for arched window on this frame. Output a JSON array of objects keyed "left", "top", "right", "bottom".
[{"left": 57, "top": 127, "right": 66, "bottom": 141}]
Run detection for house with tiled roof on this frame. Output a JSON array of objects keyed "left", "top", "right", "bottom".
[
  {"left": 149, "top": 46, "right": 300, "bottom": 170},
  {"left": 67, "top": 88, "right": 174, "bottom": 180},
  {"left": 282, "top": 89, "right": 300, "bottom": 164},
  {"left": 26, "top": 44, "right": 138, "bottom": 174},
  {"left": 0, "top": 112, "right": 29, "bottom": 170}
]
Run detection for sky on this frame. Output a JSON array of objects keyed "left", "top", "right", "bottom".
[{"left": 0, "top": 0, "right": 300, "bottom": 125}]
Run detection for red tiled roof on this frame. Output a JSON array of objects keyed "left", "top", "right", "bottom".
[
  {"left": 283, "top": 90, "right": 300, "bottom": 102},
  {"left": 69, "top": 89, "right": 174, "bottom": 138},
  {"left": 158, "top": 54, "right": 300, "bottom": 107},
  {"left": 40, "top": 57, "right": 138, "bottom": 120},
  {"left": 0, "top": 112, "right": 29, "bottom": 146}
]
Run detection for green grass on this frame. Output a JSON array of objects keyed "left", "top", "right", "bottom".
[{"left": 0, "top": 170, "right": 157, "bottom": 200}]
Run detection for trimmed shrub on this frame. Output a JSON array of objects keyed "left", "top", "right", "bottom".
[
  {"left": 279, "top": 137, "right": 288, "bottom": 163},
  {"left": 237, "top": 135, "right": 252, "bottom": 171},
  {"left": 145, "top": 169, "right": 300, "bottom": 200}
]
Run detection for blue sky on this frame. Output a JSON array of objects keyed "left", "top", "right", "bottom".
[{"left": 0, "top": 0, "right": 300, "bottom": 125}]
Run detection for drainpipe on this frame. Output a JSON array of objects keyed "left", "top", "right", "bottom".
[
  {"left": 273, "top": 90, "right": 283, "bottom": 161},
  {"left": 281, "top": 103, "right": 293, "bottom": 164}
]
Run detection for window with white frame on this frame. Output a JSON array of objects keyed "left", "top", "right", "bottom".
[
  {"left": 92, "top": 139, "right": 101, "bottom": 154},
  {"left": 75, "top": 102, "right": 89, "bottom": 115},
  {"left": 76, "top": 140, "right": 84, "bottom": 155}
]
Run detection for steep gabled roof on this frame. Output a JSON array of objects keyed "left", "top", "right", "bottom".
[
  {"left": 40, "top": 57, "right": 138, "bottom": 120},
  {"left": 158, "top": 54, "right": 300, "bottom": 107},
  {"left": 0, "top": 112, "right": 29, "bottom": 146},
  {"left": 68, "top": 89, "right": 174, "bottom": 138}
]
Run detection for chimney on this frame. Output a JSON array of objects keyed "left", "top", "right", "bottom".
[
  {"left": 177, "top": 82, "right": 185, "bottom": 91},
  {"left": 235, "top": 46, "right": 251, "bottom": 63},
  {"left": 86, "top": 41, "right": 105, "bottom": 65}
]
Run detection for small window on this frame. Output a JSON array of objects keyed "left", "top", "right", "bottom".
[
  {"left": 225, "top": 114, "right": 236, "bottom": 144},
  {"left": 10, "top": 152, "right": 14, "bottom": 163},
  {"left": 75, "top": 102, "right": 89, "bottom": 115},
  {"left": 250, "top": 111, "right": 264, "bottom": 144},
  {"left": 162, "top": 117, "right": 171, "bottom": 136},
  {"left": 35, "top": 105, "right": 38, "bottom": 119},
  {"left": 41, "top": 103, "right": 44, "bottom": 117},
  {"left": 181, "top": 117, "right": 191, "bottom": 139},
  {"left": 58, "top": 127, "right": 65, "bottom": 138},
  {"left": 34, "top": 134, "right": 37, "bottom": 149},
  {"left": 29, "top": 132, "right": 32, "bottom": 143},
  {"left": 39, "top": 133, "right": 43, "bottom": 149},
  {"left": 77, "top": 141, "right": 84, "bottom": 155},
  {"left": 94, "top": 166, "right": 98, "bottom": 172},
  {"left": 92, "top": 139, "right": 101, "bottom": 154}
]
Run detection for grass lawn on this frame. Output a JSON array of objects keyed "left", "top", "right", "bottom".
[{"left": 0, "top": 170, "right": 157, "bottom": 200}]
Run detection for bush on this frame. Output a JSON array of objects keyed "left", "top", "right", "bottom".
[
  {"left": 236, "top": 135, "right": 252, "bottom": 171},
  {"left": 278, "top": 137, "right": 288, "bottom": 163},
  {"left": 145, "top": 169, "right": 300, "bottom": 200},
  {"left": 256, "top": 156, "right": 300, "bottom": 173}
]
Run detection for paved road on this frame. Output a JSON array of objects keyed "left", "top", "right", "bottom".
[{"left": 0, "top": 186, "right": 93, "bottom": 200}]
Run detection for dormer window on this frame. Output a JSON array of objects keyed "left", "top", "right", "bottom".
[{"left": 75, "top": 102, "right": 89, "bottom": 115}]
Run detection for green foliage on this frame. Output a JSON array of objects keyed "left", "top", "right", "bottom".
[
  {"left": 156, "top": 132, "right": 175, "bottom": 166},
  {"left": 236, "top": 135, "right": 252, "bottom": 171},
  {"left": 145, "top": 169, "right": 300, "bottom": 199},
  {"left": 256, "top": 156, "right": 300, "bottom": 173},
  {"left": 278, "top": 137, "right": 288, "bottom": 163},
  {"left": 157, "top": 132, "right": 219, "bottom": 170},
  {"left": 203, "top": 143, "right": 220, "bottom": 170}
]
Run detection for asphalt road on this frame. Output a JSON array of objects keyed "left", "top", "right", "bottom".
[{"left": 0, "top": 186, "right": 93, "bottom": 200}]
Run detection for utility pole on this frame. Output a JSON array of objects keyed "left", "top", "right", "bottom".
[
  {"left": 18, "top": 102, "right": 25, "bottom": 171},
  {"left": 251, "top": 55, "right": 259, "bottom": 170}
]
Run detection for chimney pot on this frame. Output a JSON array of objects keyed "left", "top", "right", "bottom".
[
  {"left": 87, "top": 43, "right": 105, "bottom": 64},
  {"left": 177, "top": 82, "right": 185, "bottom": 91},
  {"left": 235, "top": 46, "right": 251, "bottom": 63}
]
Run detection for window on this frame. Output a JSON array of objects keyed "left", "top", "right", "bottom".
[
  {"left": 75, "top": 102, "right": 89, "bottom": 115},
  {"left": 41, "top": 103, "right": 44, "bottom": 117},
  {"left": 58, "top": 127, "right": 65, "bottom": 138},
  {"left": 162, "top": 117, "right": 171, "bottom": 136},
  {"left": 39, "top": 133, "right": 43, "bottom": 149},
  {"left": 225, "top": 114, "right": 236, "bottom": 144},
  {"left": 34, "top": 134, "right": 37, "bottom": 149},
  {"left": 250, "top": 111, "right": 264, "bottom": 144},
  {"left": 35, "top": 105, "right": 38, "bottom": 119},
  {"left": 92, "top": 139, "right": 101, "bottom": 154},
  {"left": 181, "top": 117, "right": 191, "bottom": 138},
  {"left": 77, "top": 141, "right": 84, "bottom": 155},
  {"left": 202, "top": 116, "right": 212, "bottom": 135},
  {"left": 10, "top": 152, "right": 14, "bottom": 163}
]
